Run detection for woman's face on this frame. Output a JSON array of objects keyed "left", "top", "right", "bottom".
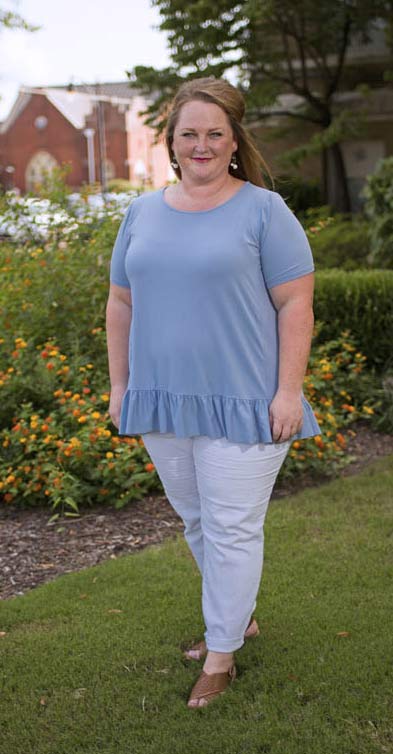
[{"left": 171, "top": 100, "right": 237, "bottom": 184}]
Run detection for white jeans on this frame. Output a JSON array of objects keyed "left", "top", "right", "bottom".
[{"left": 141, "top": 431, "right": 290, "bottom": 653}]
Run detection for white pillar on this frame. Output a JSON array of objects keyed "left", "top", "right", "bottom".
[{"left": 83, "top": 128, "right": 96, "bottom": 184}]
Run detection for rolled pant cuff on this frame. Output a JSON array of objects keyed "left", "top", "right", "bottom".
[{"left": 205, "top": 637, "right": 245, "bottom": 652}]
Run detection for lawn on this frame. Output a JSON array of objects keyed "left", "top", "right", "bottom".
[{"left": 0, "top": 456, "right": 392, "bottom": 754}]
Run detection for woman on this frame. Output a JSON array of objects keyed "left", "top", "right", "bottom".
[{"left": 106, "top": 77, "right": 320, "bottom": 709}]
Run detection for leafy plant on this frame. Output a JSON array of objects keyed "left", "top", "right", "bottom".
[{"left": 362, "top": 155, "right": 393, "bottom": 268}]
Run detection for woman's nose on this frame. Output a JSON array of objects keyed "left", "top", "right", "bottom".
[{"left": 194, "top": 137, "right": 209, "bottom": 151}]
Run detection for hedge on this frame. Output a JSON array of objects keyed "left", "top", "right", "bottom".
[{"left": 314, "top": 270, "right": 393, "bottom": 370}]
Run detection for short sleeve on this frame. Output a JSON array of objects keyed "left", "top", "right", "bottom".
[
  {"left": 260, "top": 192, "right": 314, "bottom": 289},
  {"left": 109, "top": 201, "right": 135, "bottom": 288}
]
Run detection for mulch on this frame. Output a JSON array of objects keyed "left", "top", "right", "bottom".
[{"left": 1, "top": 422, "right": 392, "bottom": 602}]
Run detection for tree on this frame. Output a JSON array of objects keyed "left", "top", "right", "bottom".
[
  {"left": 0, "top": 7, "right": 39, "bottom": 32},
  {"left": 128, "top": 0, "right": 393, "bottom": 211}
]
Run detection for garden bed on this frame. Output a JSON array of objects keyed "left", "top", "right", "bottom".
[{"left": 1, "top": 422, "right": 392, "bottom": 602}]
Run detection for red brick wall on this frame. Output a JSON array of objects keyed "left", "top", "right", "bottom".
[{"left": 0, "top": 93, "right": 129, "bottom": 193}]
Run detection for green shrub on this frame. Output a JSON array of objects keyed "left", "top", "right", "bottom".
[
  {"left": 0, "top": 331, "right": 375, "bottom": 513},
  {"left": 275, "top": 174, "right": 322, "bottom": 214},
  {"left": 106, "top": 178, "right": 137, "bottom": 193},
  {"left": 362, "top": 155, "right": 393, "bottom": 268},
  {"left": 314, "top": 270, "right": 393, "bottom": 370},
  {"left": 306, "top": 214, "right": 372, "bottom": 270}
]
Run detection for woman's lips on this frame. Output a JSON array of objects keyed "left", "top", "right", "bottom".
[{"left": 192, "top": 157, "right": 211, "bottom": 162}]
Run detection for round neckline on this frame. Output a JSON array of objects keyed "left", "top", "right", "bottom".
[{"left": 161, "top": 180, "right": 250, "bottom": 214}]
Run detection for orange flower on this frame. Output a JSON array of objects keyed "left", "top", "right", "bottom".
[{"left": 145, "top": 462, "right": 155, "bottom": 472}]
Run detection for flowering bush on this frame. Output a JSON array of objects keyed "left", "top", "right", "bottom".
[
  {"left": 0, "top": 188, "right": 382, "bottom": 515},
  {"left": 283, "top": 329, "right": 375, "bottom": 477},
  {"left": 0, "top": 188, "right": 138, "bottom": 244},
  {"left": 0, "top": 339, "right": 159, "bottom": 517},
  {"left": 0, "top": 330, "right": 375, "bottom": 515}
]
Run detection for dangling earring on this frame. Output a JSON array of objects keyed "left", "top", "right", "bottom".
[
  {"left": 170, "top": 154, "right": 179, "bottom": 169},
  {"left": 230, "top": 153, "right": 238, "bottom": 170}
]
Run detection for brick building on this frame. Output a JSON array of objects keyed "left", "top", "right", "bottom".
[{"left": 0, "top": 82, "right": 173, "bottom": 193}]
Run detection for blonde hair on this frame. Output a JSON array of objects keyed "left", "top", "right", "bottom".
[{"left": 165, "top": 77, "right": 273, "bottom": 188}]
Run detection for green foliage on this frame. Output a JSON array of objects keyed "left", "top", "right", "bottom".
[
  {"left": 274, "top": 174, "right": 322, "bottom": 214},
  {"left": 0, "top": 339, "right": 161, "bottom": 514},
  {"left": 283, "top": 329, "right": 376, "bottom": 478},
  {"left": 127, "top": 1, "right": 393, "bottom": 147},
  {"left": 1, "top": 200, "right": 391, "bottom": 512},
  {"left": 0, "top": 8, "right": 39, "bottom": 32},
  {"left": 28, "top": 163, "right": 72, "bottom": 208},
  {"left": 362, "top": 155, "right": 393, "bottom": 268},
  {"left": 305, "top": 213, "right": 372, "bottom": 270},
  {"left": 314, "top": 270, "right": 393, "bottom": 370},
  {"left": 106, "top": 178, "right": 135, "bottom": 193},
  {"left": 0, "top": 330, "right": 375, "bottom": 512},
  {"left": 0, "top": 220, "right": 119, "bottom": 368}
]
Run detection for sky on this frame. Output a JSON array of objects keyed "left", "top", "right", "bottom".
[{"left": 0, "top": 0, "right": 172, "bottom": 119}]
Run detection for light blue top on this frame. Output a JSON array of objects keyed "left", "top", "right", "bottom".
[{"left": 109, "top": 180, "right": 320, "bottom": 443}]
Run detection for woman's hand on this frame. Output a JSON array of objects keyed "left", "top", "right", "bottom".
[
  {"left": 109, "top": 385, "right": 126, "bottom": 429},
  {"left": 269, "top": 389, "right": 303, "bottom": 443}
]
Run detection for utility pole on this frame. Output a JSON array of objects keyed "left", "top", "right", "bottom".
[{"left": 95, "top": 82, "right": 108, "bottom": 198}]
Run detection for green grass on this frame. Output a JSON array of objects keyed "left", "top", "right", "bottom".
[{"left": 1, "top": 456, "right": 392, "bottom": 754}]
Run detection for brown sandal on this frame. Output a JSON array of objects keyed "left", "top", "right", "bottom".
[
  {"left": 183, "top": 614, "right": 260, "bottom": 661},
  {"left": 187, "top": 664, "right": 237, "bottom": 708}
]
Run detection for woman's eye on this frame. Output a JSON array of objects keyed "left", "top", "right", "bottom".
[{"left": 211, "top": 132, "right": 222, "bottom": 137}]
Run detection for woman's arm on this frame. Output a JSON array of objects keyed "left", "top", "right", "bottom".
[
  {"left": 268, "top": 272, "right": 315, "bottom": 442},
  {"left": 106, "top": 283, "right": 132, "bottom": 429}
]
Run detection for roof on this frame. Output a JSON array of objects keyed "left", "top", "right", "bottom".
[
  {"left": 0, "top": 83, "right": 142, "bottom": 133},
  {"left": 48, "top": 81, "right": 139, "bottom": 99}
]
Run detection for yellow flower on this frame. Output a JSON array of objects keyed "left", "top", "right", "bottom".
[
  {"left": 362, "top": 406, "right": 374, "bottom": 415},
  {"left": 91, "top": 411, "right": 101, "bottom": 419},
  {"left": 100, "top": 393, "right": 109, "bottom": 402},
  {"left": 106, "top": 452, "right": 114, "bottom": 459},
  {"left": 78, "top": 416, "right": 88, "bottom": 423}
]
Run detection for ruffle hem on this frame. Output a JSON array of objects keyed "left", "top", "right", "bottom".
[{"left": 119, "top": 388, "right": 320, "bottom": 444}]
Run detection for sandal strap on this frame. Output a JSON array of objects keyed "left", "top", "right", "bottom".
[{"left": 188, "top": 666, "right": 236, "bottom": 702}]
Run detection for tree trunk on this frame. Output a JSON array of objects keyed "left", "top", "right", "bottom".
[{"left": 322, "top": 143, "right": 351, "bottom": 213}]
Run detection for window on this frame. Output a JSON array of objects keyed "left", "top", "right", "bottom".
[{"left": 25, "top": 151, "right": 59, "bottom": 192}]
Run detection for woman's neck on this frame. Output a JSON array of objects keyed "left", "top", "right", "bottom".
[{"left": 167, "top": 175, "right": 245, "bottom": 211}]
